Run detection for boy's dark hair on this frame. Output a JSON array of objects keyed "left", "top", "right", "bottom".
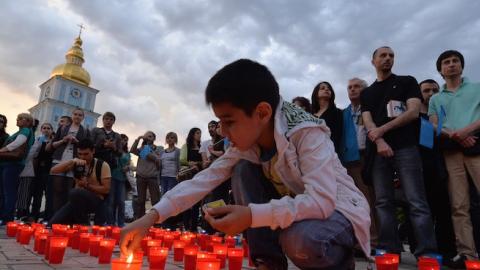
[
  {"left": 291, "top": 96, "right": 311, "bottom": 113},
  {"left": 208, "top": 120, "right": 218, "bottom": 127},
  {"left": 419, "top": 79, "right": 439, "bottom": 89},
  {"left": 436, "top": 50, "right": 464, "bottom": 72},
  {"left": 77, "top": 138, "right": 95, "bottom": 150},
  {"left": 103, "top": 111, "right": 116, "bottom": 121},
  {"left": 0, "top": 114, "right": 7, "bottom": 129},
  {"left": 205, "top": 59, "right": 280, "bottom": 116}
]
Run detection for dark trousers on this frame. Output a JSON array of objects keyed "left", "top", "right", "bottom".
[
  {"left": 231, "top": 160, "right": 356, "bottom": 270},
  {"left": 136, "top": 176, "right": 160, "bottom": 219},
  {"left": 0, "top": 163, "right": 24, "bottom": 222},
  {"left": 49, "top": 188, "right": 102, "bottom": 225},
  {"left": 106, "top": 178, "right": 126, "bottom": 227},
  {"left": 50, "top": 174, "right": 74, "bottom": 214},
  {"left": 31, "top": 167, "right": 50, "bottom": 220}
]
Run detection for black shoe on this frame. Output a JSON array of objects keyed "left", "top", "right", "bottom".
[{"left": 444, "top": 254, "right": 467, "bottom": 269}]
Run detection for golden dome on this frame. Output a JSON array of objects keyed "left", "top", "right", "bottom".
[{"left": 50, "top": 36, "right": 91, "bottom": 86}]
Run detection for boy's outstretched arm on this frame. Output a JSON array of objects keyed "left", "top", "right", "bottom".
[{"left": 120, "top": 209, "right": 159, "bottom": 256}]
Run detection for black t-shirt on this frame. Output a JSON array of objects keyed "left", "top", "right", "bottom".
[{"left": 360, "top": 74, "right": 422, "bottom": 150}]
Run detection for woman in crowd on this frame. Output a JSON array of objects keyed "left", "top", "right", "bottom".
[
  {"left": 0, "top": 113, "right": 34, "bottom": 224},
  {"left": 180, "top": 127, "right": 203, "bottom": 232},
  {"left": 0, "top": 114, "right": 9, "bottom": 147},
  {"left": 292, "top": 96, "right": 312, "bottom": 113},
  {"left": 130, "top": 131, "right": 162, "bottom": 219},
  {"left": 159, "top": 132, "right": 181, "bottom": 229},
  {"left": 15, "top": 120, "right": 41, "bottom": 220},
  {"left": 47, "top": 108, "right": 90, "bottom": 214},
  {"left": 108, "top": 133, "right": 131, "bottom": 227},
  {"left": 311, "top": 81, "right": 343, "bottom": 153},
  {"left": 30, "top": 122, "right": 55, "bottom": 221}
]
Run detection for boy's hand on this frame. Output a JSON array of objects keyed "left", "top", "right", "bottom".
[
  {"left": 120, "top": 210, "right": 158, "bottom": 256},
  {"left": 204, "top": 205, "right": 252, "bottom": 235}
]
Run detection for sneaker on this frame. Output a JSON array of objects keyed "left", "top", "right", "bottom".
[{"left": 444, "top": 254, "right": 467, "bottom": 269}]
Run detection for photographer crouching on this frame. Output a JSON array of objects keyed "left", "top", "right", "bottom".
[{"left": 48, "top": 139, "right": 111, "bottom": 226}]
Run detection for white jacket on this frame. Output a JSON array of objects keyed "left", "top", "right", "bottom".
[{"left": 153, "top": 99, "right": 371, "bottom": 256}]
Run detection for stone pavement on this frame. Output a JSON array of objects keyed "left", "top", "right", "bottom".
[{"left": 0, "top": 227, "right": 420, "bottom": 270}]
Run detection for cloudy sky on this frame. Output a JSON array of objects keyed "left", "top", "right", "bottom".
[{"left": 1, "top": 0, "right": 479, "bottom": 145}]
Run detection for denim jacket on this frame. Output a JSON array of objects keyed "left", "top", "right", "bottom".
[{"left": 153, "top": 98, "right": 371, "bottom": 256}]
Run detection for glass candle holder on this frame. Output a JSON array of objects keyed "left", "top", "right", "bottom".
[
  {"left": 89, "top": 235, "right": 104, "bottom": 257},
  {"left": 149, "top": 247, "right": 168, "bottom": 270},
  {"left": 98, "top": 239, "right": 116, "bottom": 264},
  {"left": 227, "top": 248, "right": 244, "bottom": 270},
  {"left": 48, "top": 237, "right": 68, "bottom": 264}
]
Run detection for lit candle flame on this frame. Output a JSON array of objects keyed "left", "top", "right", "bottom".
[{"left": 126, "top": 253, "right": 133, "bottom": 264}]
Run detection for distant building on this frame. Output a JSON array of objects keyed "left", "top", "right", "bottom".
[{"left": 29, "top": 34, "right": 100, "bottom": 131}]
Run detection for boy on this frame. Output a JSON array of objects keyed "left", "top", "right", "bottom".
[{"left": 120, "top": 59, "right": 370, "bottom": 269}]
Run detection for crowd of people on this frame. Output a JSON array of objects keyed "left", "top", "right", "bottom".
[{"left": 1, "top": 47, "right": 479, "bottom": 269}]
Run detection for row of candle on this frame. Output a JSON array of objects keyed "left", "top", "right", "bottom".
[
  {"left": 6, "top": 221, "right": 252, "bottom": 270},
  {"left": 375, "top": 253, "right": 480, "bottom": 270}
]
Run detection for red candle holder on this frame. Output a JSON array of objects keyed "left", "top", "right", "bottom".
[
  {"left": 163, "top": 234, "right": 175, "bottom": 250},
  {"left": 184, "top": 245, "right": 200, "bottom": 270},
  {"left": 98, "top": 226, "right": 108, "bottom": 237},
  {"left": 146, "top": 239, "right": 163, "bottom": 257},
  {"left": 6, "top": 222, "right": 19, "bottom": 237},
  {"left": 173, "top": 240, "right": 186, "bottom": 262},
  {"left": 418, "top": 261, "right": 439, "bottom": 270},
  {"left": 91, "top": 225, "right": 100, "bottom": 235},
  {"left": 111, "top": 257, "right": 142, "bottom": 270},
  {"left": 227, "top": 248, "right": 244, "bottom": 270},
  {"left": 134, "top": 250, "right": 144, "bottom": 262},
  {"left": 18, "top": 226, "right": 35, "bottom": 245},
  {"left": 79, "top": 225, "right": 89, "bottom": 233},
  {"left": 70, "top": 230, "right": 80, "bottom": 249},
  {"left": 213, "top": 244, "right": 228, "bottom": 269},
  {"left": 112, "top": 227, "right": 121, "bottom": 245},
  {"left": 52, "top": 225, "right": 67, "bottom": 236},
  {"left": 98, "top": 239, "right": 116, "bottom": 264},
  {"left": 37, "top": 234, "right": 49, "bottom": 255},
  {"left": 89, "top": 235, "right": 104, "bottom": 257},
  {"left": 105, "top": 226, "right": 113, "bottom": 238},
  {"left": 48, "top": 237, "right": 68, "bottom": 264},
  {"left": 181, "top": 234, "right": 192, "bottom": 245},
  {"left": 149, "top": 247, "right": 169, "bottom": 270},
  {"left": 241, "top": 239, "right": 248, "bottom": 258},
  {"left": 375, "top": 255, "right": 399, "bottom": 270},
  {"left": 44, "top": 235, "right": 52, "bottom": 260},
  {"left": 34, "top": 229, "right": 49, "bottom": 251},
  {"left": 79, "top": 233, "right": 92, "bottom": 253},
  {"left": 196, "top": 258, "right": 221, "bottom": 270},
  {"left": 466, "top": 260, "right": 480, "bottom": 270},
  {"left": 66, "top": 229, "right": 77, "bottom": 247},
  {"left": 199, "top": 234, "right": 210, "bottom": 250},
  {"left": 141, "top": 236, "right": 153, "bottom": 253},
  {"left": 224, "top": 236, "right": 235, "bottom": 248}
]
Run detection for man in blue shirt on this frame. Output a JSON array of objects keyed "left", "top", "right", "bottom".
[{"left": 428, "top": 50, "right": 480, "bottom": 267}]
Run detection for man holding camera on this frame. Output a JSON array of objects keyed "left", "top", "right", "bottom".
[{"left": 48, "top": 139, "right": 111, "bottom": 225}]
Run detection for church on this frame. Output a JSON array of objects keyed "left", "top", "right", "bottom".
[{"left": 29, "top": 32, "right": 100, "bottom": 131}]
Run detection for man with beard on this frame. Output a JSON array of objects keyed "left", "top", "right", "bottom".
[{"left": 360, "top": 46, "right": 436, "bottom": 258}]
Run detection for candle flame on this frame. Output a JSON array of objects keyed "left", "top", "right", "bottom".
[{"left": 126, "top": 253, "right": 133, "bottom": 264}]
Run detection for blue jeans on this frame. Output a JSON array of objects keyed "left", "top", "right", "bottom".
[
  {"left": 231, "top": 160, "right": 356, "bottom": 270},
  {"left": 107, "top": 178, "right": 126, "bottom": 227},
  {"left": 160, "top": 176, "right": 177, "bottom": 195},
  {"left": 372, "top": 146, "right": 437, "bottom": 255},
  {"left": 1, "top": 163, "right": 24, "bottom": 222}
]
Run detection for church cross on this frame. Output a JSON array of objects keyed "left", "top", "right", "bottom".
[{"left": 77, "top": 23, "right": 86, "bottom": 38}]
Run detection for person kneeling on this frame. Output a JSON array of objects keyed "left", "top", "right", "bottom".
[{"left": 49, "top": 139, "right": 111, "bottom": 226}]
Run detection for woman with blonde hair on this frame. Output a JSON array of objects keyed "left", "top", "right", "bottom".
[{"left": 0, "top": 113, "right": 35, "bottom": 224}]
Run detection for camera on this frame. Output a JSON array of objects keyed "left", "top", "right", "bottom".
[{"left": 74, "top": 164, "right": 86, "bottom": 179}]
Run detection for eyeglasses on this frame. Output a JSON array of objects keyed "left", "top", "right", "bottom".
[{"left": 42, "top": 127, "right": 52, "bottom": 130}]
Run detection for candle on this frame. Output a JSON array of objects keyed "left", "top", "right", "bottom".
[
  {"left": 105, "top": 226, "right": 113, "bottom": 238},
  {"left": 375, "top": 255, "right": 399, "bottom": 270},
  {"left": 112, "top": 227, "right": 121, "bottom": 245},
  {"left": 18, "top": 226, "right": 35, "bottom": 245},
  {"left": 79, "top": 233, "right": 92, "bottom": 253},
  {"left": 89, "top": 235, "right": 104, "bottom": 257},
  {"left": 146, "top": 239, "right": 163, "bottom": 257},
  {"left": 66, "top": 229, "right": 77, "bottom": 247},
  {"left": 181, "top": 235, "right": 192, "bottom": 245},
  {"left": 98, "top": 226, "right": 108, "bottom": 237},
  {"left": 79, "top": 225, "right": 89, "bottom": 233},
  {"left": 70, "top": 230, "right": 80, "bottom": 249},
  {"left": 37, "top": 234, "right": 49, "bottom": 255},
  {"left": 91, "top": 225, "right": 100, "bottom": 235},
  {"left": 173, "top": 240, "right": 186, "bottom": 262},
  {"left": 6, "top": 222, "right": 19, "bottom": 237},
  {"left": 227, "top": 248, "right": 243, "bottom": 270},
  {"left": 134, "top": 250, "right": 144, "bottom": 262},
  {"left": 163, "top": 234, "right": 174, "bottom": 250},
  {"left": 98, "top": 239, "right": 116, "bottom": 264},
  {"left": 48, "top": 237, "right": 68, "bottom": 264},
  {"left": 241, "top": 239, "right": 248, "bottom": 258},
  {"left": 34, "top": 229, "right": 49, "bottom": 251},
  {"left": 196, "top": 258, "right": 221, "bottom": 270},
  {"left": 44, "top": 235, "right": 52, "bottom": 260},
  {"left": 224, "top": 236, "right": 235, "bottom": 248},
  {"left": 141, "top": 236, "right": 153, "bottom": 254},
  {"left": 466, "top": 260, "right": 480, "bottom": 270},
  {"left": 184, "top": 245, "right": 200, "bottom": 270},
  {"left": 111, "top": 255, "right": 142, "bottom": 270},
  {"left": 199, "top": 234, "right": 210, "bottom": 250},
  {"left": 52, "top": 224, "right": 67, "bottom": 236},
  {"left": 149, "top": 247, "right": 168, "bottom": 270},
  {"left": 213, "top": 244, "right": 228, "bottom": 269},
  {"left": 418, "top": 261, "right": 439, "bottom": 270}
]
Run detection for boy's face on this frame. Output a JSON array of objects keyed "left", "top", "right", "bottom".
[
  {"left": 102, "top": 116, "right": 115, "bottom": 129},
  {"left": 213, "top": 102, "right": 271, "bottom": 151}
]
